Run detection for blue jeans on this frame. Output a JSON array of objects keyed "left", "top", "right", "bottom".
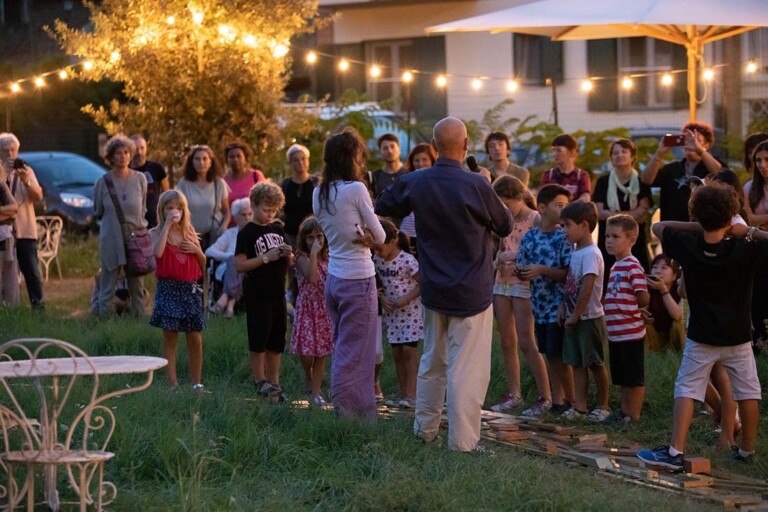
[{"left": 16, "top": 238, "right": 43, "bottom": 307}]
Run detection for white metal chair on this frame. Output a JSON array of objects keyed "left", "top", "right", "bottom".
[
  {"left": 0, "top": 338, "right": 116, "bottom": 511},
  {"left": 36, "top": 216, "right": 63, "bottom": 281}
]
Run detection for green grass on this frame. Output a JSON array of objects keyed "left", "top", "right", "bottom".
[{"left": 1, "top": 238, "right": 764, "bottom": 509}]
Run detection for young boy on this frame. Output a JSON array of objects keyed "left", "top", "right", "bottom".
[
  {"left": 559, "top": 201, "right": 611, "bottom": 422},
  {"left": 517, "top": 184, "right": 575, "bottom": 416},
  {"left": 603, "top": 214, "right": 650, "bottom": 423},
  {"left": 638, "top": 183, "right": 768, "bottom": 470},
  {"left": 235, "top": 182, "right": 294, "bottom": 402},
  {"left": 539, "top": 134, "right": 591, "bottom": 202}
]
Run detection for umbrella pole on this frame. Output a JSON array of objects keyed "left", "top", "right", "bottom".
[{"left": 686, "top": 26, "right": 701, "bottom": 122}]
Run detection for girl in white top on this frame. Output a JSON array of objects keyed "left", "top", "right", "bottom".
[{"left": 312, "top": 129, "right": 385, "bottom": 422}]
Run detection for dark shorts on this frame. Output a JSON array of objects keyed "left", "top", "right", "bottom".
[
  {"left": 563, "top": 317, "right": 606, "bottom": 368},
  {"left": 390, "top": 341, "right": 418, "bottom": 349},
  {"left": 244, "top": 289, "right": 287, "bottom": 354},
  {"left": 534, "top": 322, "right": 565, "bottom": 360},
  {"left": 609, "top": 340, "right": 645, "bottom": 387}
]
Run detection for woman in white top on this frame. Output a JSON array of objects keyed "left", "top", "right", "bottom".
[
  {"left": 313, "top": 128, "right": 385, "bottom": 422},
  {"left": 175, "top": 145, "right": 230, "bottom": 250}
]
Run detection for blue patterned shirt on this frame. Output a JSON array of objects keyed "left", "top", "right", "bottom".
[{"left": 517, "top": 227, "right": 573, "bottom": 324}]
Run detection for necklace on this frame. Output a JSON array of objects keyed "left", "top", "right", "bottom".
[{"left": 112, "top": 174, "right": 129, "bottom": 201}]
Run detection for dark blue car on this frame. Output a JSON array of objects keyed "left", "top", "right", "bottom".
[{"left": 19, "top": 152, "right": 106, "bottom": 233}]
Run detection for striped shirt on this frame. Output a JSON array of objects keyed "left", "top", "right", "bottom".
[{"left": 604, "top": 255, "right": 647, "bottom": 342}]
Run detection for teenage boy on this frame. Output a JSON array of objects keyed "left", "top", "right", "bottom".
[
  {"left": 517, "top": 184, "right": 576, "bottom": 415},
  {"left": 485, "top": 131, "right": 530, "bottom": 186},
  {"left": 540, "top": 134, "right": 591, "bottom": 202},
  {"left": 369, "top": 134, "right": 406, "bottom": 200},
  {"left": 559, "top": 201, "right": 611, "bottom": 422},
  {"left": 603, "top": 214, "right": 650, "bottom": 423},
  {"left": 637, "top": 183, "right": 767, "bottom": 470},
  {"left": 235, "top": 182, "right": 294, "bottom": 402}
]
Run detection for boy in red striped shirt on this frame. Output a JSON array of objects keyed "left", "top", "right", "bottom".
[{"left": 604, "top": 214, "right": 650, "bottom": 423}]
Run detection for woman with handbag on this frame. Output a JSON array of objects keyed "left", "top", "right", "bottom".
[
  {"left": 93, "top": 134, "right": 148, "bottom": 316},
  {"left": 176, "top": 145, "right": 230, "bottom": 250}
]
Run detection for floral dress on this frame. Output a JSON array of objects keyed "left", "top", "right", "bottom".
[
  {"left": 290, "top": 257, "right": 333, "bottom": 357},
  {"left": 374, "top": 251, "right": 423, "bottom": 344}
]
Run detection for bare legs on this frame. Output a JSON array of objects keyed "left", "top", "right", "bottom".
[
  {"left": 300, "top": 355, "right": 327, "bottom": 399},
  {"left": 249, "top": 351, "right": 282, "bottom": 386},
  {"left": 163, "top": 329, "right": 203, "bottom": 387},
  {"left": 391, "top": 345, "right": 419, "bottom": 400}
]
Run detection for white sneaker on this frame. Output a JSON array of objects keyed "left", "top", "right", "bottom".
[
  {"left": 521, "top": 397, "right": 552, "bottom": 418},
  {"left": 588, "top": 408, "right": 611, "bottom": 422},
  {"left": 399, "top": 398, "right": 415, "bottom": 409},
  {"left": 561, "top": 408, "right": 586, "bottom": 421},
  {"left": 312, "top": 395, "right": 327, "bottom": 406},
  {"left": 490, "top": 394, "right": 523, "bottom": 412}
]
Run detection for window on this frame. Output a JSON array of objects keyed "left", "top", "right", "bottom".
[
  {"left": 744, "top": 28, "right": 768, "bottom": 76},
  {"left": 1, "top": 0, "right": 29, "bottom": 25},
  {"left": 365, "top": 40, "right": 415, "bottom": 104},
  {"left": 513, "top": 34, "right": 563, "bottom": 86},
  {"left": 617, "top": 38, "right": 675, "bottom": 109}
]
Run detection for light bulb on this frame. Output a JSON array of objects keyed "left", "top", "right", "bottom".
[
  {"left": 369, "top": 65, "right": 381, "bottom": 78},
  {"left": 34, "top": 77, "right": 44, "bottom": 87},
  {"left": 338, "top": 59, "right": 350, "bottom": 72},
  {"left": 661, "top": 73, "right": 673, "bottom": 86},
  {"left": 471, "top": 78, "right": 482, "bottom": 90},
  {"left": 306, "top": 51, "right": 317, "bottom": 64},
  {"left": 59, "top": 70, "right": 68, "bottom": 79},
  {"left": 746, "top": 61, "right": 758, "bottom": 74},
  {"left": 702, "top": 68, "right": 715, "bottom": 81},
  {"left": 435, "top": 75, "right": 447, "bottom": 88},
  {"left": 402, "top": 70, "right": 413, "bottom": 83},
  {"left": 506, "top": 79, "right": 519, "bottom": 92},
  {"left": 621, "top": 77, "right": 633, "bottom": 90},
  {"left": 581, "top": 79, "right": 593, "bottom": 92}
]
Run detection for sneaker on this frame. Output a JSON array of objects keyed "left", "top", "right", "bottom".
[
  {"left": 636, "top": 446, "right": 684, "bottom": 471},
  {"left": 561, "top": 408, "right": 586, "bottom": 421},
  {"left": 550, "top": 401, "right": 573, "bottom": 416},
  {"left": 521, "top": 397, "right": 552, "bottom": 418},
  {"left": 601, "top": 410, "right": 631, "bottom": 426},
  {"left": 490, "top": 394, "right": 524, "bottom": 413},
  {"left": 470, "top": 443, "right": 496, "bottom": 456},
  {"left": 312, "top": 395, "right": 327, "bottom": 406},
  {"left": 587, "top": 408, "right": 612, "bottom": 422},
  {"left": 384, "top": 397, "right": 402, "bottom": 408},
  {"left": 191, "top": 383, "right": 211, "bottom": 394},
  {"left": 730, "top": 446, "right": 754, "bottom": 462},
  {"left": 399, "top": 398, "right": 415, "bottom": 409}
]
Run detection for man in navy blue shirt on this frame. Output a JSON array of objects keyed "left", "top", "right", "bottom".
[{"left": 376, "top": 117, "right": 512, "bottom": 451}]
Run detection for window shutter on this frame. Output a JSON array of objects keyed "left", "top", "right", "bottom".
[
  {"left": 414, "top": 36, "right": 447, "bottom": 123},
  {"left": 671, "top": 44, "right": 688, "bottom": 110},
  {"left": 587, "top": 39, "right": 619, "bottom": 112},
  {"left": 541, "top": 38, "right": 564, "bottom": 85}
]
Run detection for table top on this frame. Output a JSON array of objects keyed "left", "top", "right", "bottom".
[{"left": 0, "top": 355, "right": 167, "bottom": 378}]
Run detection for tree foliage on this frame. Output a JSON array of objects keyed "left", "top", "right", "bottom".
[{"left": 49, "top": 0, "right": 320, "bottom": 170}]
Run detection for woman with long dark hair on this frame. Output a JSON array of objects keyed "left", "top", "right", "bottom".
[
  {"left": 312, "top": 128, "right": 385, "bottom": 421},
  {"left": 743, "top": 140, "right": 768, "bottom": 349}
]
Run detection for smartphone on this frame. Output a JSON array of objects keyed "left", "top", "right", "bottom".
[
  {"left": 662, "top": 134, "right": 685, "bottom": 147},
  {"left": 354, "top": 223, "right": 365, "bottom": 237},
  {"left": 646, "top": 274, "right": 660, "bottom": 281}
]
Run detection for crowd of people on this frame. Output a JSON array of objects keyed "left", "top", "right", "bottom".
[{"left": 0, "top": 119, "right": 766, "bottom": 463}]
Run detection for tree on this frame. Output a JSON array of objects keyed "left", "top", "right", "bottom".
[{"left": 50, "top": 0, "right": 320, "bottom": 171}]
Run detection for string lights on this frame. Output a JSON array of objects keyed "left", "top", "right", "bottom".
[{"left": 1, "top": 38, "right": 763, "bottom": 98}]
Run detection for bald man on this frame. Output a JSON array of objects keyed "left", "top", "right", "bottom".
[{"left": 376, "top": 117, "right": 512, "bottom": 451}]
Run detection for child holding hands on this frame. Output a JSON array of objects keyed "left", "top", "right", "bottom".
[
  {"left": 149, "top": 190, "right": 207, "bottom": 391},
  {"left": 374, "top": 218, "right": 423, "bottom": 409}
]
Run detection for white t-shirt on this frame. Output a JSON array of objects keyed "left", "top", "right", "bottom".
[
  {"left": 313, "top": 181, "right": 385, "bottom": 279},
  {"left": 564, "top": 244, "right": 604, "bottom": 320}
]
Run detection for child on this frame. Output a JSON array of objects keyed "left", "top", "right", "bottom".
[
  {"left": 489, "top": 176, "right": 552, "bottom": 417},
  {"left": 539, "top": 134, "right": 591, "bottom": 202},
  {"left": 638, "top": 183, "right": 768, "bottom": 469},
  {"left": 603, "top": 214, "right": 650, "bottom": 423},
  {"left": 559, "top": 201, "right": 611, "bottom": 422},
  {"left": 374, "top": 218, "right": 422, "bottom": 409},
  {"left": 290, "top": 216, "right": 333, "bottom": 406},
  {"left": 149, "top": 190, "right": 207, "bottom": 391},
  {"left": 644, "top": 253, "right": 684, "bottom": 352},
  {"left": 235, "top": 182, "right": 294, "bottom": 402},
  {"left": 517, "top": 184, "right": 576, "bottom": 416}
]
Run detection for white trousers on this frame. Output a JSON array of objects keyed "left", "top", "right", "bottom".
[{"left": 413, "top": 305, "right": 493, "bottom": 451}]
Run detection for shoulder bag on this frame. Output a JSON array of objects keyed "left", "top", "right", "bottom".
[{"left": 104, "top": 174, "right": 156, "bottom": 277}]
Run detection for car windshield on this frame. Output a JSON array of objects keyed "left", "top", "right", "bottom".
[{"left": 23, "top": 155, "right": 105, "bottom": 188}]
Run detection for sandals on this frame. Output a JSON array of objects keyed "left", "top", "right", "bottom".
[{"left": 255, "top": 380, "right": 286, "bottom": 403}]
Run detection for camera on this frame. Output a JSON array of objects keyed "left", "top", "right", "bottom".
[{"left": 12, "top": 158, "right": 26, "bottom": 170}]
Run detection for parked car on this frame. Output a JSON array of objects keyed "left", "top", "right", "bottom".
[{"left": 19, "top": 152, "right": 106, "bottom": 233}]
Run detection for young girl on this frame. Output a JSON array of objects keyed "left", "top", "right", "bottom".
[
  {"left": 644, "top": 253, "right": 685, "bottom": 352},
  {"left": 490, "top": 176, "right": 552, "bottom": 417},
  {"left": 290, "top": 217, "right": 333, "bottom": 406},
  {"left": 150, "top": 190, "right": 207, "bottom": 391},
  {"left": 373, "top": 218, "right": 422, "bottom": 409}
]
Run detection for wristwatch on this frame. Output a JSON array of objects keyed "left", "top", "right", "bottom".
[{"left": 262, "top": 255, "right": 269, "bottom": 265}]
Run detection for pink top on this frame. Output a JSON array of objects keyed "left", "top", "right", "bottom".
[
  {"left": 224, "top": 169, "right": 265, "bottom": 226},
  {"left": 156, "top": 243, "right": 202, "bottom": 281},
  {"left": 495, "top": 210, "right": 540, "bottom": 286}
]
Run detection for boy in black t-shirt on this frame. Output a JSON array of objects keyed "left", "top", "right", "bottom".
[
  {"left": 235, "top": 182, "right": 294, "bottom": 401},
  {"left": 637, "top": 184, "right": 768, "bottom": 470}
]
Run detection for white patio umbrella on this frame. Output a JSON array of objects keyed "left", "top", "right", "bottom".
[{"left": 427, "top": 0, "right": 768, "bottom": 121}]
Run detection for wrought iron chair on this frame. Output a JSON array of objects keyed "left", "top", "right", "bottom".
[
  {"left": 36, "top": 216, "right": 63, "bottom": 281},
  {"left": 0, "top": 338, "right": 116, "bottom": 511}
]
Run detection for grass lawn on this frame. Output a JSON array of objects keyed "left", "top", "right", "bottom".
[{"left": 0, "top": 238, "right": 764, "bottom": 510}]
